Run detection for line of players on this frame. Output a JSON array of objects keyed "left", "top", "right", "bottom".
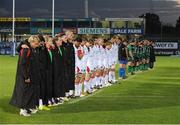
[
  {"left": 118, "top": 39, "right": 156, "bottom": 79},
  {"left": 10, "top": 30, "right": 155, "bottom": 116},
  {"left": 73, "top": 36, "right": 119, "bottom": 97}
]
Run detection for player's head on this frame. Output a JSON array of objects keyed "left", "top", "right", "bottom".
[
  {"left": 44, "top": 36, "right": 53, "bottom": 49},
  {"left": 143, "top": 40, "right": 148, "bottom": 45},
  {"left": 106, "top": 42, "right": 112, "bottom": 50},
  {"left": 123, "top": 39, "right": 128, "bottom": 46},
  {"left": 65, "top": 30, "right": 74, "bottom": 41},
  {"left": 74, "top": 37, "right": 82, "bottom": 47},
  {"left": 28, "top": 35, "right": 40, "bottom": 49},
  {"left": 89, "top": 39, "right": 94, "bottom": 47},
  {"left": 97, "top": 37, "right": 104, "bottom": 46},
  {"left": 85, "top": 39, "right": 92, "bottom": 47},
  {"left": 81, "top": 37, "right": 87, "bottom": 46},
  {"left": 61, "top": 34, "right": 68, "bottom": 43},
  {"left": 37, "top": 34, "right": 45, "bottom": 47},
  {"left": 53, "top": 36, "right": 63, "bottom": 47}
]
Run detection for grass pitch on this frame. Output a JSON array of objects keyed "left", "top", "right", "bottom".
[{"left": 0, "top": 56, "right": 180, "bottom": 124}]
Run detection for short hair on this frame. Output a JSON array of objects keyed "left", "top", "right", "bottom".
[
  {"left": 38, "top": 34, "right": 45, "bottom": 42},
  {"left": 28, "top": 35, "right": 40, "bottom": 43},
  {"left": 44, "top": 35, "right": 52, "bottom": 43},
  {"left": 74, "top": 37, "right": 82, "bottom": 43},
  {"left": 56, "top": 33, "right": 65, "bottom": 37},
  {"left": 52, "top": 36, "right": 59, "bottom": 43},
  {"left": 65, "top": 30, "right": 73, "bottom": 35}
]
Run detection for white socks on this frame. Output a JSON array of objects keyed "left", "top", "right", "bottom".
[
  {"left": 79, "top": 83, "right": 82, "bottom": 95},
  {"left": 75, "top": 84, "right": 78, "bottom": 96},
  {"left": 84, "top": 81, "right": 87, "bottom": 93},
  {"left": 69, "top": 90, "right": 74, "bottom": 96},
  {"left": 39, "top": 99, "right": 43, "bottom": 107},
  {"left": 112, "top": 71, "right": 116, "bottom": 82},
  {"left": 109, "top": 71, "right": 112, "bottom": 82},
  {"left": 65, "top": 92, "right": 69, "bottom": 97},
  {"left": 96, "top": 77, "right": 100, "bottom": 86},
  {"left": 105, "top": 74, "right": 108, "bottom": 84}
]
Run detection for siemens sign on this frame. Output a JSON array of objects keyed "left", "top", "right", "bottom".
[
  {"left": 78, "top": 28, "right": 110, "bottom": 34},
  {"left": 78, "top": 28, "right": 144, "bottom": 35},
  {"left": 111, "top": 28, "right": 144, "bottom": 34}
]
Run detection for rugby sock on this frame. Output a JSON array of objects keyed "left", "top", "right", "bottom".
[
  {"left": 98, "top": 76, "right": 101, "bottom": 86},
  {"left": 86, "top": 80, "right": 90, "bottom": 92},
  {"left": 110, "top": 71, "right": 113, "bottom": 82},
  {"left": 48, "top": 100, "right": 52, "bottom": 105},
  {"left": 133, "top": 66, "right": 135, "bottom": 73},
  {"left": 105, "top": 74, "right": 108, "bottom": 84},
  {"left": 39, "top": 99, "right": 43, "bottom": 107},
  {"left": 122, "top": 68, "right": 125, "bottom": 77},
  {"left": 52, "top": 98, "right": 55, "bottom": 103},
  {"left": 92, "top": 78, "right": 96, "bottom": 88},
  {"left": 144, "top": 64, "right": 146, "bottom": 70},
  {"left": 99, "top": 76, "right": 104, "bottom": 86},
  {"left": 99, "top": 76, "right": 102, "bottom": 86},
  {"left": 103, "top": 76, "right": 106, "bottom": 85},
  {"left": 112, "top": 72, "right": 116, "bottom": 82},
  {"left": 94, "top": 77, "right": 97, "bottom": 87},
  {"left": 140, "top": 64, "right": 143, "bottom": 71},
  {"left": 141, "top": 64, "right": 144, "bottom": 70},
  {"left": 90, "top": 79, "right": 93, "bottom": 88},
  {"left": 119, "top": 68, "right": 122, "bottom": 77},
  {"left": 84, "top": 81, "right": 87, "bottom": 93},
  {"left": 77, "top": 84, "right": 81, "bottom": 96},
  {"left": 79, "top": 83, "right": 82, "bottom": 95},
  {"left": 128, "top": 66, "right": 132, "bottom": 73},
  {"left": 108, "top": 71, "right": 112, "bottom": 81},
  {"left": 101, "top": 76, "right": 105, "bottom": 86},
  {"left": 65, "top": 92, "right": 69, "bottom": 97},
  {"left": 75, "top": 85, "right": 78, "bottom": 96},
  {"left": 138, "top": 65, "right": 141, "bottom": 71},
  {"left": 144, "top": 64, "right": 147, "bottom": 70},
  {"left": 95, "top": 77, "right": 97, "bottom": 86},
  {"left": 146, "top": 64, "right": 149, "bottom": 69},
  {"left": 79, "top": 83, "right": 83, "bottom": 95},
  {"left": 69, "top": 90, "right": 73, "bottom": 96},
  {"left": 120, "top": 68, "right": 125, "bottom": 77},
  {"left": 135, "top": 66, "right": 138, "bottom": 72}
]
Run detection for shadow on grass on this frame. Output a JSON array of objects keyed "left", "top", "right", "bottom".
[{"left": 0, "top": 98, "right": 18, "bottom": 114}]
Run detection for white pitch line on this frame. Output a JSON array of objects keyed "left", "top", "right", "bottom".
[
  {"left": 68, "top": 89, "right": 104, "bottom": 104},
  {"left": 89, "top": 95, "right": 168, "bottom": 98}
]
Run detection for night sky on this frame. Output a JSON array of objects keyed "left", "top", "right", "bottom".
[{"left": 0, "top": 0, "right": 180, "bottom": 25}]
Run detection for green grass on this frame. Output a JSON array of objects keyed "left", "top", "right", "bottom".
[{"left": 0, "top": 56, "right": 180, "bottom": 124}]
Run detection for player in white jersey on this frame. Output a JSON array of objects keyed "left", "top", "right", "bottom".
[
  {"left": 73, "top": 37, "right": 84, "bottom": 98},
  {"left": 89, "top": 41, "right": 97, "bottom": 91},
  {"left": 109, "top": 36, "right": 117, "bottom": 83},
  {"left": 80, "top": 39, "right": 89, "bottom": 95},
  {"left": 101, "top": 39, "right": 110, "bottom": 87},
  {"left": 105, "top": 41, "right": 113, "bottom": 86},
  {"left": 99, "top": 39, "right": 106, "bottom": 87},
  {"left": 83, "top": 39, "right": 94, "bottom": 94},
  {"left": 93, "top": 38, "right": 102, "bottom": 89}
]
